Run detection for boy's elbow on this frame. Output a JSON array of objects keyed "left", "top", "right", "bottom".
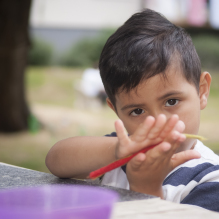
[
  {"left": 45, "top": 145, "right": 76, "bottom": 179},
  {"left": 45, "top": 148, "right": 63, "bottom": 178},
  {"left": 45, "top": 150, "right": 57, "bottom": 176}
]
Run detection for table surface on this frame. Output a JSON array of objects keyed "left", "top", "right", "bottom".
[
  {"left": 112, "top": 199, "right": 219, "bottom": 219},
  {"left": 0, "top": 162, "right": 153, "bottom": 202},
  {"left": 1, "top": 162, "right": 219, "bottom": 218}
]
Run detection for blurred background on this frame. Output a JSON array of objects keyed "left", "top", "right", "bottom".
[{"left": 0, "top": 0, "right": 219, "bottom": 173}]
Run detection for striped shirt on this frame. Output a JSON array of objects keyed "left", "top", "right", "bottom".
[{"left": 101, "top": 132, "right": 219, "bottom": 212}]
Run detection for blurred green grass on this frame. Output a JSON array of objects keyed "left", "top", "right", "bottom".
[
  {"left": 26, "top": 67, "right": 83, "bottom": 107},
  {"left": 0, "top": 67, "right": 218, "bottom": 173}
]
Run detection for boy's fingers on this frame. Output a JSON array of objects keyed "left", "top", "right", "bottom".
[
  {"left": 174, "top": 120, "right": 185, "bottom": 133},
  {"left": 147, "top": 114, "right": 167, "bottom": 140},
  {"left": 159, "top": 115, "right": 179, "bottom": 140},
  {"left": 171, "top": 150, "right": 201, "bottom": 169},
  {"left": 115, "top": 120, "right": 130, "bottom": 145},
  {"left": 129, "top": 153, "right": 146, "bottom": 171},
  {"left": 132, "top": 116, "right": 155, "bottom": 142},
  {"left": 166, "top": 131, "right": 186, "bottom": 151},
  {"left": 146, "top": 142, "right": 171, "bottom": 162}
]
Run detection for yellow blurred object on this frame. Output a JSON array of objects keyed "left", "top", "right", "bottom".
[{"left": 184, "top": 134, "right": 207, "bottom": 141}]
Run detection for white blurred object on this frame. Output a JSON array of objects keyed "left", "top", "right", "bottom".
[
  {"left": 79, "top": 68, "right": 104, "bottom": 97},
  {"left": 74, "top": 68, "right": 106, "bottom": 110},
  {"left": 145, "top": 0, "right": 182, "bottom": 23},
  {"left": 209, "top": 0, "right": 219, "bottom": 29},
  {"left": 30, "top": 0, "right": 141, "bottom": 29}
]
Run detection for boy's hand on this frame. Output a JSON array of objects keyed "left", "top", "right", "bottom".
[
  {"left": 115, "top": 114, "right": 201, "bottom": 198},
  {"left": 126, "top": 136, "right": 200, "bottom": 198},
  {"left": 115, "top": 114, "right": 184, "bottom": 160}
]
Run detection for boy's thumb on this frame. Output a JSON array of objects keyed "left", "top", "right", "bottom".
[{"left": 171, "top": 150, "right": 201, "bottom": 169}]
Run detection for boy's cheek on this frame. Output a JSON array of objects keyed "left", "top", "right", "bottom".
[
  {"left": 178, "top": 105, "right": 200, "bottom": 133},
  {"left": 183, "top": 115, "right": 200, "bottom": 136}
]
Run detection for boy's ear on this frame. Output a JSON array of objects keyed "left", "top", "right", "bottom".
[
  {"left": 199, "top": 71, "right": 211, "bottom": 110},
  {"left": 106, "top": 98, "right": 116, "bottom": 113}
]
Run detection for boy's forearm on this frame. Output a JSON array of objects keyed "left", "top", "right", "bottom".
[{"left": 45, "top": 136, "right": 118, "bottom": 179}]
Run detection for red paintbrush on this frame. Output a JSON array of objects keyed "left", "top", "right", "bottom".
[
  {"left": 88, "top": 134, "right": 206, "bottom": 179},
  {"left": 89, "top": 144, "right": 157, "bottom": 179}
]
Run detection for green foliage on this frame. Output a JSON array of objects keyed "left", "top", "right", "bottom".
[
  {"left": 28, "top": 114, "right": 40, "bottom": 134},
  {"left": 192, "top": 35, "right": 219, "bottom": 70},
  {"left": 60, "top": 29, "right": 116, "bottom": 67},
  {"left": 28, "top": 38, "right": 53, "bottom": 66}
]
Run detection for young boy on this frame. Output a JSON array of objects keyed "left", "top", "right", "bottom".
[{"left": 46, "top": 9, "right": 219, "bottom": 211}]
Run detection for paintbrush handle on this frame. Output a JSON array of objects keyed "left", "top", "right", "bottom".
[{"left": 89, "top": 144, "right": 157, "bottom": 179}]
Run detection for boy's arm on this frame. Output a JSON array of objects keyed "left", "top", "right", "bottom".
[
  {"left": 46, "top": 114, "right": 160, "bottom": 179},
  {"left": 46, "top": 114, "right": 198, "bottom": 186},
  {"left": 46, "top": 136, "right": 118, "bottom": 179}
]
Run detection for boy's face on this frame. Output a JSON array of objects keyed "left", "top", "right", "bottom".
[{"left": 107, "top": 67, "right": 211, "bottom": 152}]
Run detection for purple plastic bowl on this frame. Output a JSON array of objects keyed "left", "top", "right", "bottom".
[{"left": 0, "top": 185, "right": 118, "bottom": 219}]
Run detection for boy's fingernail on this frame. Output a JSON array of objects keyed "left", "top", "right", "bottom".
[
  {"left": 159, "top": 114, "right": 166, "bottom": 119},
  {"left": 172, "top": 131, "right": 179, "bottom": 140},
  {"left": 193, "top": 151, "right": 201, "bottom": 157},
  {"left": 175, "top": 120, "right": 185, "bottom": 132},
  {"left": 163, "top": 143, "right": 171, "bottom": 151},
  {"left": 178, "top": 134, "right": 186, "bottom": 142},
  {"left": 172, "top": 114, "right": 179, "bottom": 119}
]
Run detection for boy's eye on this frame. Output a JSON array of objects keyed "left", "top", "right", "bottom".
[
  {"left": 130, "top": 108, "right": 145, "bottom": 116},
  {"left": 165, "top": 99, "right": 179, "bottom": 107}
]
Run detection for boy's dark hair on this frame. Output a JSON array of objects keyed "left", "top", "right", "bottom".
[{"left": 99, "top": 9, "right": 201, "bottom": 108}]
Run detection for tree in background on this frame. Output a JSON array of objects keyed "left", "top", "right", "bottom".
[{"left": 0, "top": 0, "right": 31, "bottom": 132}]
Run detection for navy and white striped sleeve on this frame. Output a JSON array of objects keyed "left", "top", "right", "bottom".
[
  {"left": 163, "top": 163, "right": 219, "bottom": 212},
  {"left": 181, "top": 181, "right": 219, "bottom": 211},
  {"left": 181, "top": 164, "right": 219, "bottom": 212}
]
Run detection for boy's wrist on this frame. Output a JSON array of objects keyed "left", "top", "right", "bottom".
[
  {"left": 130, "top": 185, "right": 163, "bottom": 199},
  {"left": 114, "top": 140, "right": 120, "bottom": 160},
  {"left": 114, "top": 138, "right": 121, "bottom": 160}
]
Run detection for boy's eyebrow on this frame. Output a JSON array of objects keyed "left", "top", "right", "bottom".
[
  {"left": 157, "top": 91, "right": 184, "bottom": 100},
  {"left": 121, "top": 104, "right": 146, "bottom": 111}
]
